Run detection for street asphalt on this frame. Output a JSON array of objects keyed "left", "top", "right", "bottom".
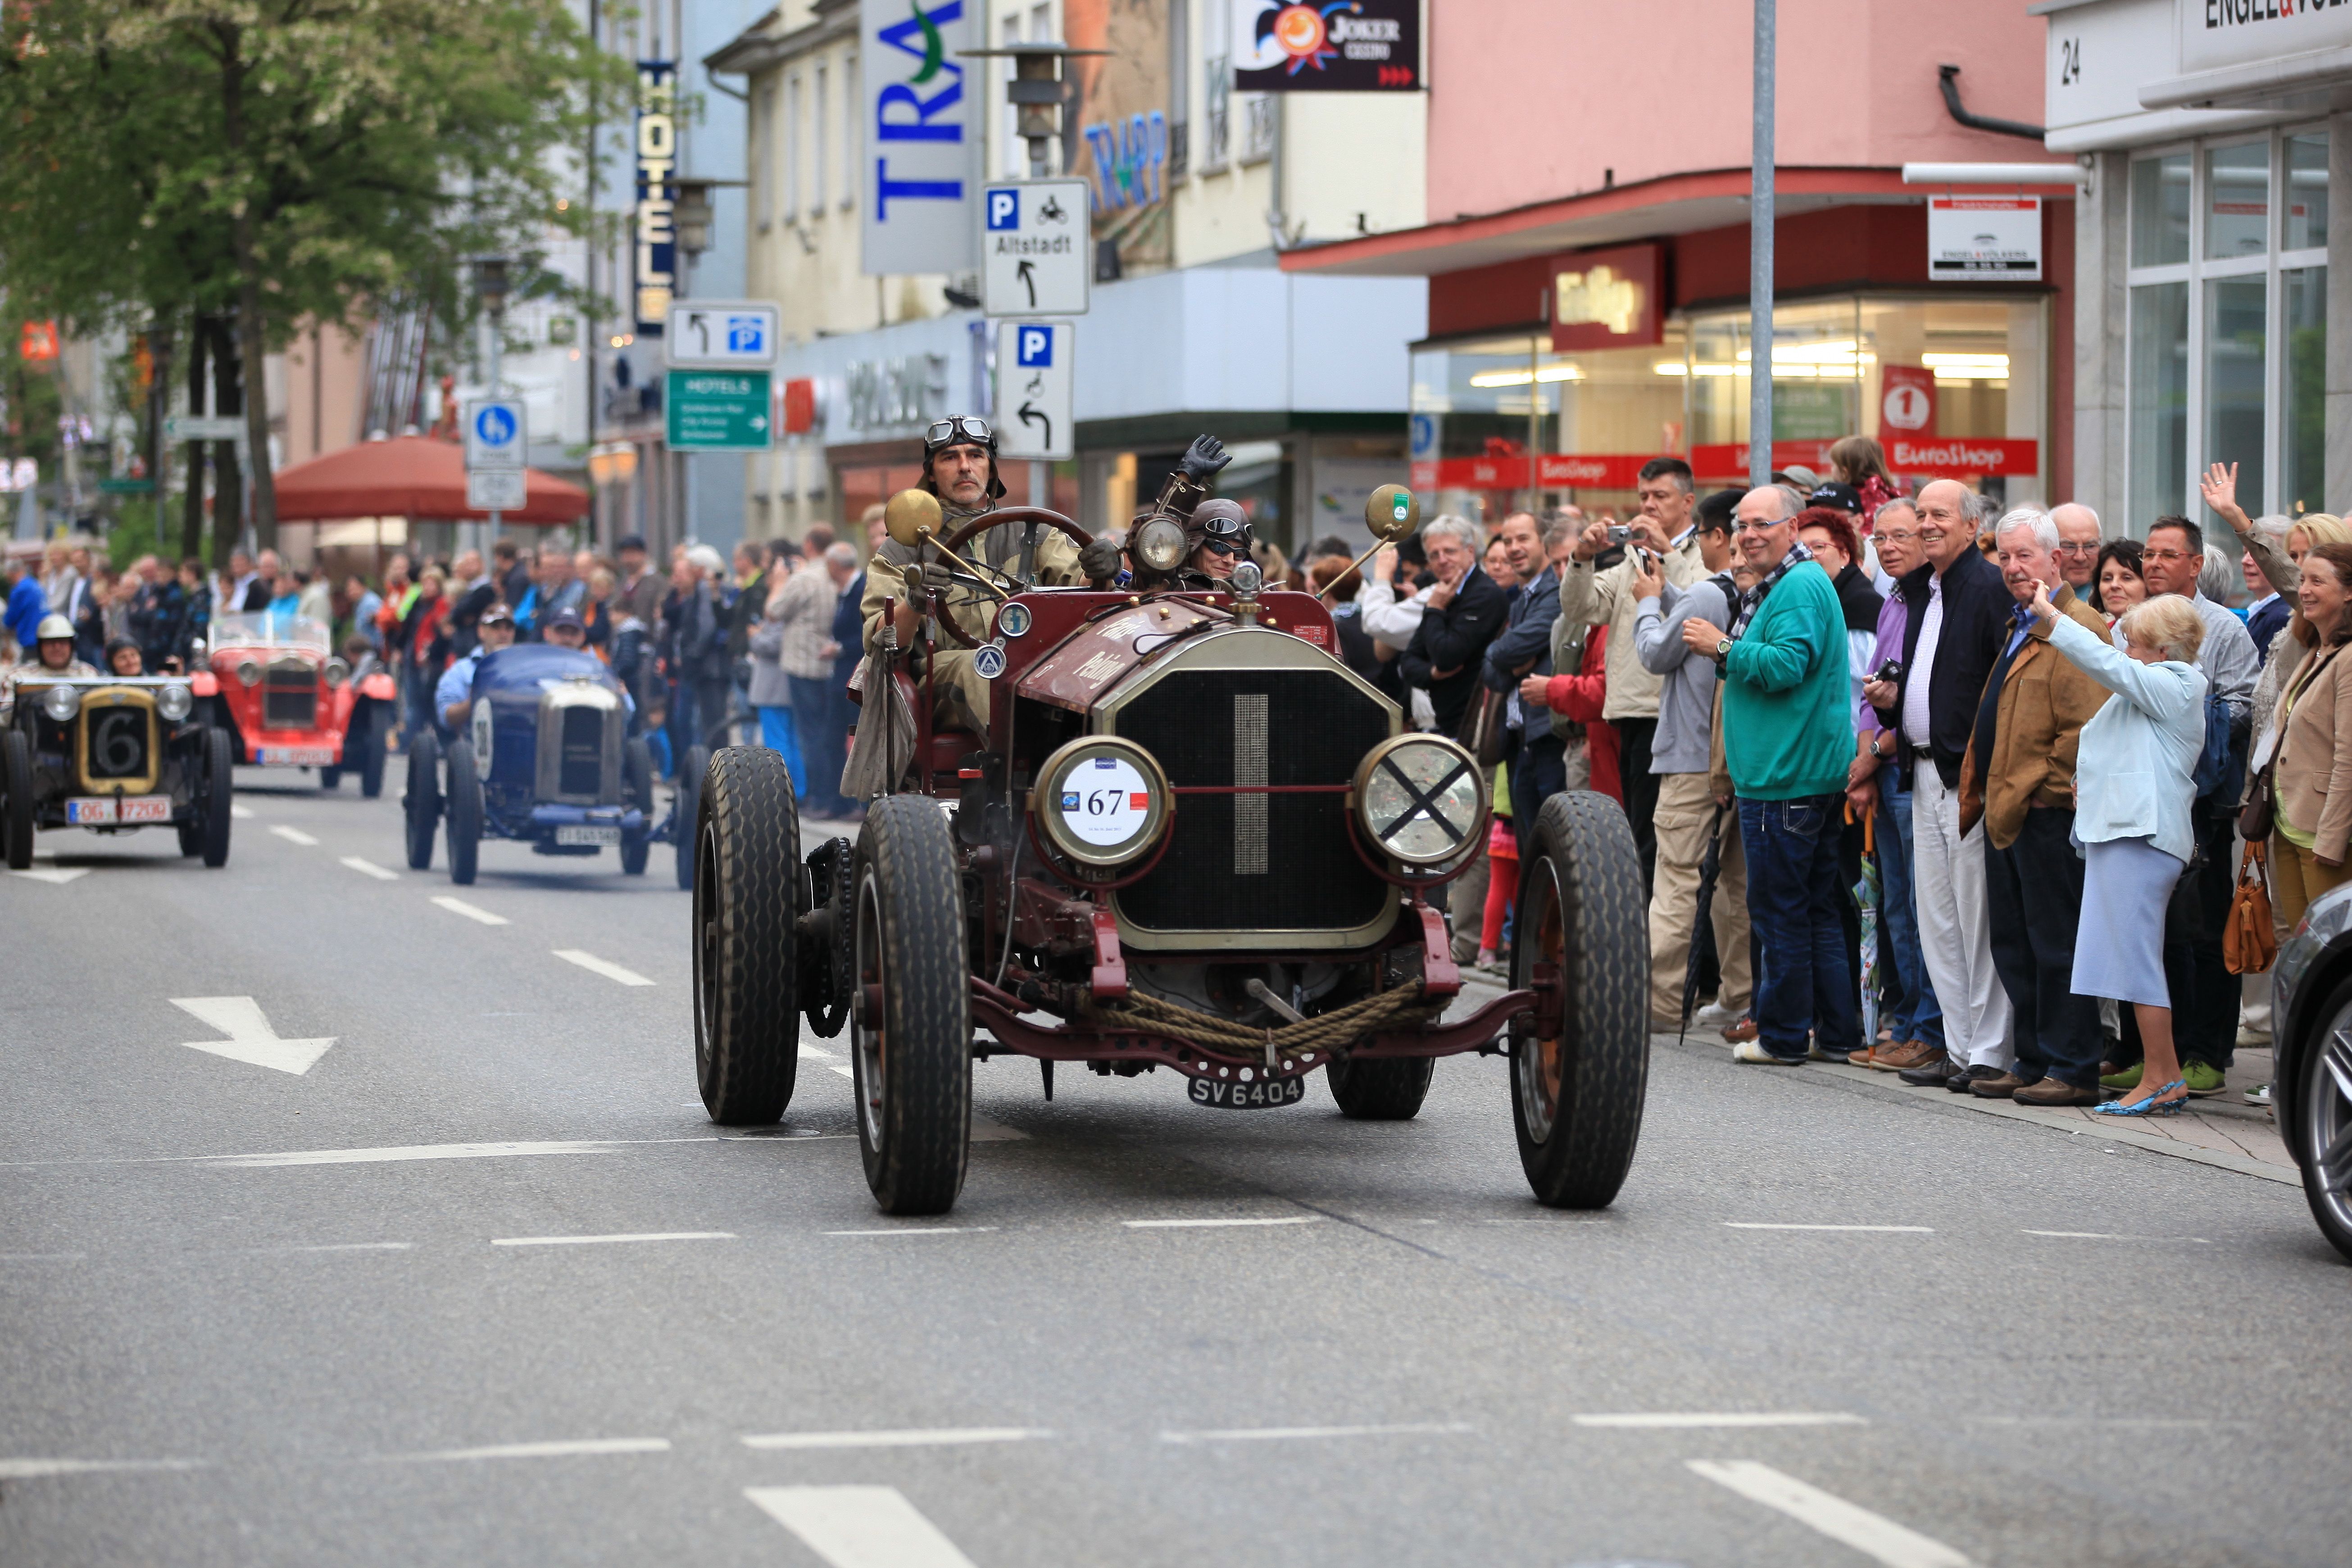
[{"left": 2, "top": 765, "right": 2347, "bottom": 1567}]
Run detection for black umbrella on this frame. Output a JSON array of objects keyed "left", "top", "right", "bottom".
[{"left": 1679, "top": 803, "right": 1728, "bottom": 1046}]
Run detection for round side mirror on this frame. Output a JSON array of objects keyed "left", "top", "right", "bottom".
[
  {"left": 884, "top": 487, "right": 943, "bottom": 549},
  {"left": 1365, "top": 483, "right": 1420, "bottom": 543}
]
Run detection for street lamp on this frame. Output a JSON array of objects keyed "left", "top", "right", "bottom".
[
  {"left": 469, "top": 255, "right": 514, "bottom": 395},
  {"left": 956, "top": 40, "right": 1105, "bottom": 178}
]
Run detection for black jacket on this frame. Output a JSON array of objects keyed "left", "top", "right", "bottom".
[
  {"left": 1876, "top": 548, "right": 2010, "bottom": 790},
  {"left": 1400, "top": 566, "right": 1508, "bottom": 736}
]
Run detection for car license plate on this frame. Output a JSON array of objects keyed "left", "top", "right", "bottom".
[
  {"left": 1189, "top": 1074, "right": 1307, "bottom": 1110},
  {"left": 118, "top": 796, "right": 172, "bottom": 824},
  {"left": 65, "top": 797, "right": 116, "bottom": 825},
  {"left": 258, "top": 746, "right": 334, "bottom": 767},
  {"left": 555, "top": 825, "right": 621, "bottom": 847}
]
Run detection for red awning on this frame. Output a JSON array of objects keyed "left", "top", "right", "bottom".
[{"left": 272, "top": 435, "right": 589, "bottom": 525}]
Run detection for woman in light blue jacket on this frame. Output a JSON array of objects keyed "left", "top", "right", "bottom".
[{"left": 2028, "top": 584, "right": 2210, "bottom": 1116}]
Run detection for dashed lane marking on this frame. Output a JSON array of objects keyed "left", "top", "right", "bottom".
[
  {"left": 1161, "top": 1422, "right": 1472, "bottom": 1444},
  {"left": 431, "top": 896, "right": 509, "bottom": 926},
  {"left": 1124, "top": 1216, "right": 1322, "bottom": 1229},
  {"left": 554, "top": 949, "right": 654, "bottom": 986},
  {"left": 339, "top": 856, "right": 399, "bottom": 880},
  {"left": 2022, "top": 1230, "right": 2213, "bottom": 1243},
  {"left": 268, "top": 825, "right": 320, "bottom": 847},
  {"left": 1723, "top": 1224, "right": 1934, "bottom": 1233},
  {"left": 1575, "top": 1413, "right": 1867, "bottom": 1429},
  {"left": 745, "top": 1485, "right": 981, "bottom": 1568},
  {"left": 742, "top": 1428, "right": 1050, "bottom": 1451},
  {"left": 825, "top": 1227, "right": 996, "bottom": 1237},
  {"left": 200, "top": 1137, "right": 724, "bottom": 1169},
  {"left": 491, "top": 1232, "right": 735, "bottom": 1248},
  {"left": 0, "top": 1458, "right": 204, "bottom": 1480},
  {"left": 229, "top": 804, "right": 254, "bottom": 820},
  {"left": 1688, "top": 1460, "right": 1972, "bottom": 1568},
  {"left": 9, "top": 867, "right": 88, "bottom": 884},
  {"left": 386, "top": 1438, "right": 670, "bottom": 1463}
]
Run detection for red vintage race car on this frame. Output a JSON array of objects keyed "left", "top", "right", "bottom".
[{"left": 197, "top": 612, "right": 397, "bottom": 796}]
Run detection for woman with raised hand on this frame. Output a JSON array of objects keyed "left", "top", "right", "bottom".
[{"left": 2265, "top": 542, "right": 2352, "bottom": 933}]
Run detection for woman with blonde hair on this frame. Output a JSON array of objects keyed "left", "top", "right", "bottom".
[{"left": 2030, "top": 587, "right": 2210, "bottom": 1115}]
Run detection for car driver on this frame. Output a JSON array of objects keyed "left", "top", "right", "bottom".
[
  {"left": 861, "top": 416, "right": 1120, "bottom": 734},
  {"left": 436, "top": 602, "right": 515, "bottom": 733},
  {"left": 2, "top": 615, "right": 97, "bottom": 717}
]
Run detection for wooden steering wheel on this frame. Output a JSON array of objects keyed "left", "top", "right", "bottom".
[{"left": 936, "top": 505, "right": 1097, "bottom": 561}]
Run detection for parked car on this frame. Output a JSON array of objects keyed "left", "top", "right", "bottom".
[
  {"left": 403, "top": 642, "right": 658, "bottom": 884},
  {"left": 200, "top": 612, "right": 395, "bottom": 795},
  {"left": 689, "top": 481, "right": 1648, "bottom": 1216},
  {"left": 0, "top": 670, "right": 232, "bottom": 867},
  {"left": 2268, "top": 879, "right": 2352, "bottom": 1262}
]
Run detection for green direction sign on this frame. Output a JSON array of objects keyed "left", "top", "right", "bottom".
[{"left": 666, "top": 369, "right": 771, "bottom": 451}]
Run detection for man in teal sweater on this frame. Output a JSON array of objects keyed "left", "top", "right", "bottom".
[{"left": 1680, "top": 483, "right": 1858, "bottom": 1064}]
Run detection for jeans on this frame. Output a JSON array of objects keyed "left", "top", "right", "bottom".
[
  {"left": 1615, "top": 716, "right": 1660, "bottom": 896},
  {"left": 756, "top": 706, "right": 806, "bottom": 796},
  {"left": 1876, "top": 768, "right": 1946, "bottom": 1051},
  {"left": 1739, "top": 792, "right": 1860, "bottom": 1060},
  {"left": 793, "top": 673, "right": 854, "bottom": 814},
  {"left": 1984, "top": 807, "right": 2105, "bottom": 1088}
]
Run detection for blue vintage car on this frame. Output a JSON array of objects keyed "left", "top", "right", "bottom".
[{"left": 400, "top": 644, "right": 664, "bottom": 884}]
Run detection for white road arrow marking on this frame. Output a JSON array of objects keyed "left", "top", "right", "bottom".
[
  {"left": 170, "top": 997, "right": 336, "bottom": 1075},
  {"left": 745, "top": 1486, "right": 980, "bottom": 1568},
  {"left": 9, "top": 867, "right": 88, "bottom": 884}
]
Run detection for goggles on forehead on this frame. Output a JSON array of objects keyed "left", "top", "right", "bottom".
[
  {"left": 1199, "top": 511, "right": 1250, "bottom": 543},
  {"left": 924, "top": 417, "right": 994, "bottom": 452}
]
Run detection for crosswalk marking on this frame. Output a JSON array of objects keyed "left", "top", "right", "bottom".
[
  {"left": 554, "top": 949, "right": 654, "bottom": 986},
  {"left": 745, "top": 1486, "right": 980, "bottom": 1568},
  {"left": 1688, "top": 1460, "right": 1971, "bottom": 1567}
]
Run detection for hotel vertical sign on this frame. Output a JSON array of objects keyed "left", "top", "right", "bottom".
[{"left": 635, "top": 60, "right": 678, "bottom": 337}]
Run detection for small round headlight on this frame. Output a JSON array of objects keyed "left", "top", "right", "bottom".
[
  {"left": 323, "top": 657, "right": 350, "bottom": 688},
  {"left": 236, "top": 660, "right": 262, "bottom": 688},
  {"left": 1134, "top": 517, "right": 1188, "bottom": 575},
  {"left": 1353, "top": 733, "right": 1485, "bottom": 868},
  {"left": 1228, "top": 560, "right": 1264, "bottom": 596},
  {"left": 158, "top": 682, "right": 194, "bottom": 722},
  {"left": 1033, "top": 736, "right": 1172, "bottom": 870},
  {"left": 40, "top": 683, "right": 80, "bottom": 723}
]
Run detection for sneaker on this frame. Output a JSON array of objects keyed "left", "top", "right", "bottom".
[
  {"left": 1721, "top": 1016, "right": 1758, "bottom": 1043},
  {"left": 1733, "top": 1040, "right": 1804, "bottom": 1065},
  {"left": 1967, "top": 1071, "right": 2030, "bottom": 1100},
  {"left": 2099, "top": 1062, "right": 2144, "bottom": 1092},
  {"left": 2181, "top": 1060, "right": 2228, "bottom": 1097},
  {"left": 2246, "top": 1082, "right": 2272, "bottom": 1107},
  {"left": 1694, "top": 1001, "right": 1739, "bottom": 1028},
  {"left": 2236, "top": 1024, "right": 2273, "bottom": 1049}
]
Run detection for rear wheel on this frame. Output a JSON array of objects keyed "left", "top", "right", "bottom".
[
  {"left": 356, "top": 704, "right": 387, "bottom": 798},
  {"left": 1509, "top": 791, "right": 1649, "bottom": 1208},
  {"left": 693, "top": 746, "right": 801, "bottom": 1124},
  {"left": 620, "top": 737, "right": 654, "bottom": 875},
  {"left": 195, "top": 726, "right": 233, "bottom": 868},
  {"left": 1327, "top": 1055, "right": 1435, "bottom": 1119},
  {"left": 850, "top": 794, "right": 972, "bottom": 1215},
  {"left": 2, "top": 729, "right": 34, "bottom": 870},
  {"left": 2297, "top": 980, "right": 2352, "bottom": 1264},
  {"left": 404, "top": 729, "right": 441, "bottom": 870},
  {"left": 445, "top": 739, "right": 482, "bottom": 886},
  {"left": 673, "top": 743, "right": 710, "bottom": 889}
]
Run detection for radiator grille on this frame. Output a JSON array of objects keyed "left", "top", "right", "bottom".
[
  {"left": 558, "top": 707, "right": 605, "bottom": 797},
  {"left": 263, "top": 662, "right": 316, "bottom": 729},
  {"left": 1112, "top": 668, "right": 1389, "bottom": 934},
  {"left": 85, "top": 707, "right": 151, "bottom": 780}
]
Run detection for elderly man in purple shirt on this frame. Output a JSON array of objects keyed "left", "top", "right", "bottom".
[{"left": 1837, "top": 498, "right": 1944, "bottom": 1073}]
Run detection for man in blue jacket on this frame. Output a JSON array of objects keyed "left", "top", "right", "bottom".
[
  {"left": 1482, "top": 511, "right": 1570, "bottom": 841},
  {"left": 4, "top": 556, "right": 45, "bottom": 656}
]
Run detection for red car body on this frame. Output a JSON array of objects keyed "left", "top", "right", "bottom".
[{"left": 199, "top": 612, "right": 396, "bottom": 784}]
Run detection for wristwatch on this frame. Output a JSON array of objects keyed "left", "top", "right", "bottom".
[{"left": 1715, "top": 637, "right": 1733, "bottom": 662}]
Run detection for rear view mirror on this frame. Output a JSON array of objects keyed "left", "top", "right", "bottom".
[{"left": 1365, "top": 484, "right": 1419, "bottom": 543}]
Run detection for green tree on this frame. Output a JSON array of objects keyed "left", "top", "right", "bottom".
[{"left": 0, "top": 0, "right": 625, "bottom": 550}]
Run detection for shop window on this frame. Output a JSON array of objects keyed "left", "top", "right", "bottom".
[
  {"left": 2203, "top": 276, "right": 2267, "bottom": 515},
  {"left": 2285, "top": 266, "right": 2328, "bottom": 517},
  {"left": 2287, "top": 133, "right": 2329, "bottom": 251},
  {"left": 2133, "top": 154, "right": 2191, "bottom": 268},
  {"left": 2205, "top": 141, "right": 2269, "bottom": 261},
  {"left": 2129, "top": 282, "right": 2189, "bottom": 528}
]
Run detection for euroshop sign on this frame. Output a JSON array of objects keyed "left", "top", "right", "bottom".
[
  {"left": 1552, "top": 244, "right": 1662, "bottom": 353},
  {"left": 1691, "top": 438, "right": 2040, "bottom": 480},
  {"left": 861, "top": 0, "right": 980, "bottom": 277},
  {"left": 634, "top": 61, "right": 677, "bottom": 336}
]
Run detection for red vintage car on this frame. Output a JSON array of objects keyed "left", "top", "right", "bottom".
[{"left": 196, "top": 612, "right": 397, "bottom": 795}]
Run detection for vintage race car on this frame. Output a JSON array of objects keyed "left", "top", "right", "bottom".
[
  {"left": 401, "top": 643, "right": 658, "bottom": 884},
  {"left": 689, "top": 481, "right": 1648, "bottom": 1216},
  {"left": 200, "top": 612, "right": 397, "bottom": 795},
  {"left": 0, "top": 670, "right": 233, "bottom": 868}
]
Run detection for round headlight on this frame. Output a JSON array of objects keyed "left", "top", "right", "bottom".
[
  {"left": 1228, "top": 560, "right": 1264, "bottom": 596},
  {"left": 40, "top": 684, "right": 80, "bottom": 722},
  {"left": 323, "top": 657, "right": 350, "bottom": 688},
  {"left": 1133, "top": 517, "right": 1187, "bottom": 574},
  {"left": 1032, "top": 736, "right": 1172, "bottom": 870},
  {"left": 157, "top": 682, "right": 194, "bottom": 722},
  {"left": 236, "top": 660, "right": 261, "bottom": 688},
  {"left": 1353, "top": 733, "right": 1485, "bottom": 868}
]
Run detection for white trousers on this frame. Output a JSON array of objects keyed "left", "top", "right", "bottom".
[{"left": 1908, "top": 763, "right": 2013, "bottom": 1069}]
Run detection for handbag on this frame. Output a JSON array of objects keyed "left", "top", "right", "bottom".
[
  {"left": 2225, "top": 839, "right": 2278, "bottom": 976},
  {"left": 2238, "top": 758, "right": 2277, "bottom": 842},
  {"left": 1458, "top": 685, "right": 1512, "bottom": 767}
]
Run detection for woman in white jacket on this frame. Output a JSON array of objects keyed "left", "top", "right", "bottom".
[{"left": 2028, "top": 585, "right": 2210, "bottom": 1116}]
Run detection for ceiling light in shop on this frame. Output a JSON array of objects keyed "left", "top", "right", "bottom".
[
  {"left": 1921, "top": 352, "right": 2009, "bottom": 381},
  {"left": 1468, "top": 364, "right": 1586, "bottom": 388}
]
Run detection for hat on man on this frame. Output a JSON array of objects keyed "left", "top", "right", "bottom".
[
  {"left": 544, "top": 607, "right": 586, "bottom": 635},
  {"left": 479, "top": 603, "right": 515, "bottom": 627},
  {"left": 1807, "top": 481, "right": 1863, "bottom": 515},
  {"left": 615, "top": 534, "right": 648, "bottom": 554},
  {"left": 35, "top": 614, "right": 74, "bottom": 642}
]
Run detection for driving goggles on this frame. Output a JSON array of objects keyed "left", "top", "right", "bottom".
[{"left": 924, "top": 417, "right": 994, "bottom": 451}]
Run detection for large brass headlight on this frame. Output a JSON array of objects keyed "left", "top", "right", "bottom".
[
  {"left": 41, "top": 684, "right": 80, "bottom": 722},
  {"left": 1133, "top": 517, "right": 1187, "bottom": 574},
  {"left": 1032, "top": 735, "right": 1172, "bottom": 869},
  {"left": 1353, "top": 733, "right": 1485, "bottom": 868}
]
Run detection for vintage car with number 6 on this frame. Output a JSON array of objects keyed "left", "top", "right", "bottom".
[
  {"left": 402, "top": 642, "right": 658, "bottom": 885},
  {"left": 200, "top": 612, "right": 396, "bottom": 795},
  {"left": 687, "top": 465, "right": 1648, "bottom": 1217},
  {"left": 1, "top": 667, "right": 233, "bottom": 868}
]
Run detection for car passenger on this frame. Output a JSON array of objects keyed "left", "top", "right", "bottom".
[
  {"left": 436, "top": 603, "right": 515, "bottom": 733},
  {"left": 1182, "top": 500, "right": 1251, "bottom": 587},
  {"left": 104, "top": 638, "right": 145, "bottom": 677}
]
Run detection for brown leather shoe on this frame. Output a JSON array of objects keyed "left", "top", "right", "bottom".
[
  {"left": 1721, "top": 1016, "right": 1758, "bottom": 1043},
  {"left": 1846, "top": 1043, "right": 1883, "bottom": 1070},
  {"left": 2014, "top": 1077, "right": 2101, "bottom": 1106},
  {"left": 1968, "top": 1071, "right": 2029, "bottom": 1099},
  {"left": 1871, "top": 1039, "right": 1940, "bottom": 1073}
]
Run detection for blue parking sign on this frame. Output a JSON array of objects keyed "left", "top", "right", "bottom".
[
  {"left": 986, "top": 189, "right": 1019, "bottom": 231},
  {"left": 725, "top": 315, "right": 767, "bottom": 356},
  {"left": 1016, "top": 325, "right": 1053, "bottom": 367}
]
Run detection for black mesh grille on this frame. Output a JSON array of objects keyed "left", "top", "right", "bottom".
[
  {"left": 559, "top": 706, "right": 606, "bottom": 797},
  {"left": 1113, "top": 667, "right": 1390, "bottom": 934},
  {"left": 263, "top": 664, "right": 315, "bottom": 729},
  {"left": 85, "top": 707, "right": 150, "bottom": 780}
]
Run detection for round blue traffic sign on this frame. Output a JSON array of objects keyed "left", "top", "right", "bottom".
[{"left": 474, "top": 405, "right": 518, "bottom": 447}]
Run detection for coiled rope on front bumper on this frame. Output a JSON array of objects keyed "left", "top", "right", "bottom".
[{"left": 1081, "top": 983, "right": 1445, "bottom": 1067}]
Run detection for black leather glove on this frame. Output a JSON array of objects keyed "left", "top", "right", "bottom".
[
  {"left": 918, "top": 559, "right": 955, "bottom": 596},
  {"left": 1076, "top": 537, "right": 1122, "bottom": 584},
  {"left": 1179, "top": 433, "right": 1230, "bottom": 484}
]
